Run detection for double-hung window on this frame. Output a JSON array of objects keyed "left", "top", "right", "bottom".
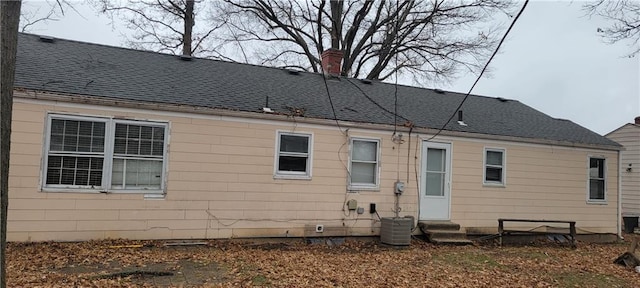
[
  {"left": 46, "top": 117, "right": 107, "bottom": 188},
  {"left": 349, "top": 138, "right": 380, "bottom": 190},
  {"left": 275, "top": 132, "right": 312, "bottom": 178},
  {"left": 588, "top": 157, "right": 606, "bottom": 202},
  {"left": 111, "top": 122, "right": 166, "bottom": 190},
  {"left": 484, "top": 148, "right": 505, "bottom": 185},
  {"left": 43, "top": 114, "right": 168, "bottom": 193}
]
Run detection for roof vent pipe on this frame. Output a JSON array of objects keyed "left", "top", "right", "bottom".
[{"left": 457, "top": 110, "right": 468, "bottom": 126}]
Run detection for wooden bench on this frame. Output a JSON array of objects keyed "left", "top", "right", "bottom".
[{"left": 498, "top": 218, "right": 576, "bottom": 247}]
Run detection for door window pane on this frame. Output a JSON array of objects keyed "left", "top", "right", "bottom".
[
  {"left": 425, "top": 172, "right": 444, "bottom": 196},
  {"left": 427, "top": 148, "right": 445, "bottom": 172}
]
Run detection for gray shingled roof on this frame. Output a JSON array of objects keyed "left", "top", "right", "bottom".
[{"left": 15, "top": 33, "right": 619, "bottom": 148}]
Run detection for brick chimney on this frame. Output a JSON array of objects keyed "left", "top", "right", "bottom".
[
  {"left": 635, "top": 116, "right": 640, "bottom": 125},
  {"left": 321, "top": 48, "right": 342, "bottom": 76}
]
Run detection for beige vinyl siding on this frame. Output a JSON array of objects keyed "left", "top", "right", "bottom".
[
  {"left": 7, "top": 93, "right": 619, "bottom": 241},
  {"left": 7, "top": 96, "right": 418, "bottom": 241},
  {"left": 449, "top": 140, "right": 618, "bottom": 233},
  {"left": 607, "top": 124, "right": 640, "bottom": 215}
]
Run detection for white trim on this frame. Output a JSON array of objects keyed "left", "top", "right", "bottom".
[
  {"left": 617, "top": 150, "right": 622, "bottom": 238},
  {"left": 587, "top": 155, "right": 608, "bottom": 204},
  {"left": 419, "top": 140, "right": 453, "bottom": 220},
  {"left": 483, "top": 147, "right": 506, "bottom": 186},
  {"left": 347, "top": 137, "right": 381, "bottom": 191},
  {"left": 414, "top": 133, "right": 619, "bottom": 155},
  {"left": 273, "top": 131, "right": 313, "bottom": 180},
  {"left": 41, "top": 113, "right": 169, "bottom": 195},
  {"left": 41, "top": 114, "right": 110, "bottom": 192}
]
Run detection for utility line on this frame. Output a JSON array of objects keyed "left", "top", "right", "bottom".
[
  {"left": 319, "top": 68, "right": 347, "bottom": 135},
  {"left": 425, "top": 0, "right": 530, "bottom": 142},
  {"left": 344, "top": 78, "right": 411, "bottom": 124}
]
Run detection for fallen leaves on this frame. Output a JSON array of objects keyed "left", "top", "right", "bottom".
[{"left": 6, "top": 238, "right": 640, "bottom": 287}]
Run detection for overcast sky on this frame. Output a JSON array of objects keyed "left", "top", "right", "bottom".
[{"left": 20, "top": 0, "right": 640, "bottom": 135}]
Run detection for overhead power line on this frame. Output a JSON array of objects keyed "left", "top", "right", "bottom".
[
  {"left": 425, "top": 0, "right": 530, "bottom": 142},
  {"left": 344, "top": 78, "right": 411, "bottom": 124},
  {"left": 319, "top": 68, "right": 346, "bottom": 135}
]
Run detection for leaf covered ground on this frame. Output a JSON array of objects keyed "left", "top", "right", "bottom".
[{"left": 7, "top": 236, "right": 640, "bottom": 287}]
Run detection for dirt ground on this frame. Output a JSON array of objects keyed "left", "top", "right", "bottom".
[{"left": 6, "top": 236, "right": 640, "bottom": 287}]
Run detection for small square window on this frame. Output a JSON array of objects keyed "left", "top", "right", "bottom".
[{"left": 275, "top": 132, "right": 312, "bottom": 178}]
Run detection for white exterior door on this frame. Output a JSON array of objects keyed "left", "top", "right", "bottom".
[{"left": 419, "top": 141, "right": 451, "bottom": 220}]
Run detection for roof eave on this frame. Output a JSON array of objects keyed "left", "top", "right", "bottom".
[
  {"left": 605, "top": 123, "right": 640, "bottom": 136},
  {"left": 15, "top": 88, "right": 622, "bottom": 152}
]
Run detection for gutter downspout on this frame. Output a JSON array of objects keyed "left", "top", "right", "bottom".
[{"left": 618, "top": 150, "right": 623, "bottom": 240}]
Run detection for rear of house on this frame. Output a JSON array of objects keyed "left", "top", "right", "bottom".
[
  {"left": 7, "top": 33, "right": 622, "bottom": 242},
  {"left": 606, "top": 118, "right": 640, "bottom": 230}
]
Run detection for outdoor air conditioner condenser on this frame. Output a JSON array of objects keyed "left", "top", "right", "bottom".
[{"left": 380, "top": 217, "right": 412, "bottom": 246}]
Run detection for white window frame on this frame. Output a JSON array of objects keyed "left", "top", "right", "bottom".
[
  {"left": 41, "top": 113, "right": 169, "bottom": 194},
  {"left": 483, "top": 147, "right": 506, "bottom": 186},
  {"left": 348, "top": 137, "right": 380, "bottom": 191},
  {"left": 273, "top": 131, "right": 313, "bottom": 179},
  {"left": 587, "top": 156, "right": 607, "bottom": 204}
]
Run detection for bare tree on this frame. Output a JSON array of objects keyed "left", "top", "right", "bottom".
[
  {"left": 96, "top": 0, "right": 225, "bottom": 56},
  {"left": 1, "top": 1, "right": 22, "bottom": 287},
  {"left": 20, "top": 1, "right": 58, "bottom": 32},
  {"left": 214, "top": 0, "right": 514, "bottom": 82},
  {"left": 20, "top": 0, "right": 74, "bottom": 32},
  {"left": 584, "top": 0, "right": 640, "bottom": 56}
]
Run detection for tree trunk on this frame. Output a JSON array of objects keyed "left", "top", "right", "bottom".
[
  {"left": 329, "top": 0, "right": 342, "bottom": 50},
  {"left": 0, "top": 1, "right": 22, "bottom": 287},
  {"left": 183, "top": 0, "right": 195, "bottom": 56}
]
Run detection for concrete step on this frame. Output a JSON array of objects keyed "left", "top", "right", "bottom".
[
  {"left": 418, "top": 220, "right": 473, "bottom": 245},
  {"left": 418, "top": 221, "right": 460, "bottom": 231},
  {"left": 425, "top": 229, "right": 468, "bottom": 240},
  {"left": 429, "top": 238, "right": 474, "bottom": 245}
]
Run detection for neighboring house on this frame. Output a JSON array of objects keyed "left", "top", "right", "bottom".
[
  {"left": 7, "top": 33, "right": 622, "bottom": 242},
  {"left": 606, "top": 118, "right": 640, "bottom": 219}
]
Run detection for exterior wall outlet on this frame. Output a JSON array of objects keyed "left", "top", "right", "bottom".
[
  {"left": 346, "top": 199, "right": 357, "bottom": 210},
  {"left": 315, "top": 224, "right": 324, "bottom": 233},
  {"left": 357, "top": 207, "right": 364, "bottom": 214}
]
